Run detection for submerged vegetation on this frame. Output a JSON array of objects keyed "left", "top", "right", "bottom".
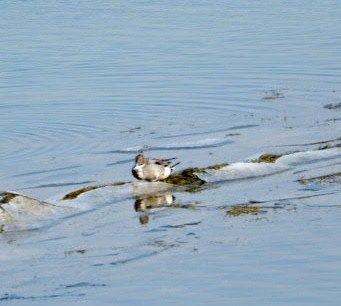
[
  {"left": 224, "top": 204, "right": 264, "bottom": 217},
  {"left": 298, "top": 172, "right": 341, "bottom": 185}
]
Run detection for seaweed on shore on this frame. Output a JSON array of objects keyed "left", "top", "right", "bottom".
[
  {"left": 0, "top": 192, "right": 18, "bottom": 205},
  {"left": 161, "top": 163, "right": 228, "bottom": 191},
  {"left": 161, "top": 168, "right": 205, "bottom": 186},
  {"left": 62, "top": 181, "right": 130, "bottom": 200}
]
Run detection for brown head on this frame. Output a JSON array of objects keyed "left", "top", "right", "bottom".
[{"left": 135, "top": 154, "right": 145, "bottom": 166}]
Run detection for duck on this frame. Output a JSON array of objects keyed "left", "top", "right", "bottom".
[{"left": 132, "top": 153, "right": 180, "bottom": 181}]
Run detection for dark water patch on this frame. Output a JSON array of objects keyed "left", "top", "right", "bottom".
[
  {"left": 94, "top": 248, "right": 170, "bottom": 267},
  {"left": 12, "top": 165, "right": 81, "bottom": 178},
  {"left": 298, "top": 172, "right": 341, "bottom": 185},
  {"left": 148, "top": 139, "right": 233, "bottom": 151},
  {"left": 23, "top": 181, "right": 95, "bottom": 190},
  {"left": 120, "top": 126, "right": 142, "bottom": 133},
  {"left": 34, "top": 235, "right": 69, "bottom": 243},
  {"left": 108, "top": 253, "right": 157, "bottom": 266},
  {"left": 63, "top": 282, "right": 106, "bottom": 289},
  {"left": 64, "top": 249, "right": 88, "bottom": 256},
  {"left": 106, "top": 158, "right": 132, "bottom": 167},
  {"left": 159, "top": 124, "right": 258, "bottom": 139},
  {"left": 161, "top": 221, "right": 202, "bottom": 228},
  {"left": 276, "top": 137, "right": 341, "bottom": 148},
  {"left": 326, "top": 117, "right": 341, "bottom": 123},
  {"left": 324, "top": 102, "right": 341, "bottom": 110},
  {"left": 262, "top": 88, "right": 286, "bottom": 100},
  {"left": 0, "top": 104, "right": 29, "bottom": 110},
  {"left": 0, "top": 293, "right": 85, "bottom": 302}
]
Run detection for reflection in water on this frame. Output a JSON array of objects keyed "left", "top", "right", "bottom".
[
  {"left": 134, "top": 192, "right": 175, "bottom": 225},
  {"left": 134, "top": 193, "right": 175, "bottom": 212}
]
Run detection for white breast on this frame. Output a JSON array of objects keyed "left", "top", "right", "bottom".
[
  {"left": 133, "top": 164, "right": 145, "bottom": 178},
  {"left": 163, "top": 166, "right": 171, "bottom": 179}
]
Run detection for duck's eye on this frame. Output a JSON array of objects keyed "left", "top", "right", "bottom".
[{"left": 155, "top": 161, "right": 162, "bottom": 165}]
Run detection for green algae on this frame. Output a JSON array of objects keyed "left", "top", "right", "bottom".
[
  {"left": 0, "top": 192, "right": 18, "bottom": 204},
  {"left": 199, "top": 163, "right": 229, "bottom": 171},
  {"left": 225, "top": 204, "right": 263, "bottom": 217},
  {"left": 162, "top": 163, "right": 228, "bottom": 186},
  {"left": 255, "top": 153, "right": 283, "bottom": 163},
  {"left": 161, "top": 168, "right": 205, "bottom": 185},
  {"left": 62, "top": 186, "right": 101, "bottom": 200},
  {"left": 0, "top": 192, "right": 18, "bottom": 208},
  {"left": 62, "top": 181, "right": 131, "bottom": 200}
]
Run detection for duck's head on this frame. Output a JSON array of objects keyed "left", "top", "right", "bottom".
[{"left": 135, "top": 153, "right": 145, "bottom": 166}]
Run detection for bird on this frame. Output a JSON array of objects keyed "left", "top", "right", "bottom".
[{"left": 132, "top": 153, "right": 180, "bottom": 181}]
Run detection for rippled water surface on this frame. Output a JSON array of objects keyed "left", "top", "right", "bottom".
[{"left": 1, "top": 1, "right": 341, "bottom": 305}]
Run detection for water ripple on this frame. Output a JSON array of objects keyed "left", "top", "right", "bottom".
[{"left": 0, "top": 119, "right": 106, "bottom": 160}]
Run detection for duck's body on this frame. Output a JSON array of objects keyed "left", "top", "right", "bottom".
[{"left": 132, "top": 154, "right": 180, "bottom": 181}]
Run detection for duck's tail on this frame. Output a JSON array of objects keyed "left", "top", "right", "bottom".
[{"left": 171, "top": 161, "right": 181, "bottom": 170}]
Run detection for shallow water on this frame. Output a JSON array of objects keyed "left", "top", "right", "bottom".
[{"left": 1, "top": 1, "right": 341, "bottom": 305}]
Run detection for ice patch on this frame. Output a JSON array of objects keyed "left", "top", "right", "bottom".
[
  {"left": 197, "top": 162, "right": 288, "bottom": 183},
  {"left": 197, "top": 148, "right": 341, "bottom": 183},
  {"left": 277, "top": 148, "right": 341, "bottom": 166}
]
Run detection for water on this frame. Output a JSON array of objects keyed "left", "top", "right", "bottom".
[{"left": 1, "top": 1, "right": 341, "bottom": 305}]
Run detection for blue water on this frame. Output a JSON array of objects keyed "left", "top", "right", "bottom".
[{"left": 0, "top": 1, "right": 341, "bottom": 305}]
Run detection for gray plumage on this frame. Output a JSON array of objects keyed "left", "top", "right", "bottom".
[{"left": 132, "top": 153, "right": 180, "bottom": 181}]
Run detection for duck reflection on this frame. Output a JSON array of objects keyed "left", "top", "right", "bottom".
[
  {"left": 134, "top": 192, "right": 176, "bottom": 225},
  {"left": 134, "top": 193, "right": 175, "bottom": 212}
]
